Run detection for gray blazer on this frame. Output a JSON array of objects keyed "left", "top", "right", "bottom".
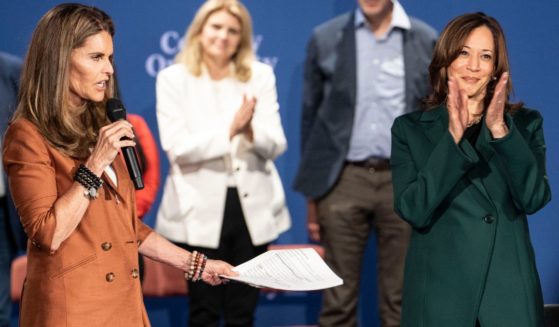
[
  {"left": 0, "top": 52, "right": 26, "bottom": 252},
  {"left": 294, "top": 12, "right": 437, "bottom": 199}
]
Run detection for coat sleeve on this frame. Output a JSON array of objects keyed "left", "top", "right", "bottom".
[
  {"left": 241, "top": 64, "right": 287, "bottom": 160},
  {"left": 391, "top": 117, "right": 479, "bottom": 229},
  {"left": 137, "top": 221, "right": 153, "bottom": 243},
  {"left": 3, "top": 119, "right": 57, "bottom": 250},
  {"left": 156, "top": 67, "right": 231, "bottom": 166},
  {"left": 488, "top": 110, "right": 551, "bottom": 214}
]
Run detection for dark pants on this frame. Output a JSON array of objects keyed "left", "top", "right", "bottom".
[
  {"left": 317, "top": 165, "right": 410, "bottom": 327},
  {"left": 177, "top": 188, "right": 268, "bottom": 327}
]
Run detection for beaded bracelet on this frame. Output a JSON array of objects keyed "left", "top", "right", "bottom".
[
  {"left": 192, "top": 254, "right": 204, "bottom": 282},
  {"left": 74, "top": 164, "right": 103, "bottom": 199},
  {"left": 185, "top": 251, "right": 208, "bottom": 282},
  {"left": 185, "top": 251, "right": 199, "bottom": 281},
  {"left": 193, "top": 254, "right": 208, "bottom": 282}
]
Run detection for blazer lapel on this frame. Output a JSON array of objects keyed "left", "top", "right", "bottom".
[
  {"left": 466, "top": 166, "right": 493, "bottom": 206},
  {"left": 101, "top": 153, "right": 132, "bottom": 204},
  {"left": 460, "top": 122, "right": 496, "bottom": 206},
  {"left": 466, "top": 123, "right": 499, "bottom": 206},
  {"left": 403, "top": 28, "right": 420, "bottom": 113},
  {"left": 419, "top": 106, "right": 495, "bottom": 207},
  {"left": 318, "top": 14, "right": 357, "bottom": 156},
  {"left": 332, "top": 13, "right": 357, "bottom": 114},
  {"left": 419, "top": 105, "right": 446, "bottom": 145},
  {"left": 475, "top": 122, "right": 496, "bottom": 162}
]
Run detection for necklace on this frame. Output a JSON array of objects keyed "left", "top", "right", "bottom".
[{"left": 466, "top": 114, "right": 483, "bottom": 127}]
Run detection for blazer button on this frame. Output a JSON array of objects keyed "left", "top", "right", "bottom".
[
  {"left": 243, "top": 193, "right": 249, "bottom": 198},
  {"left": 483, "top": 214, "right": 495, "bottom": 224},
  {"left": 101, "top": 242, "right": 112, "bottom": 251},
  {"left": 131, "top": 268, "right": 139, "bottom": 279},
  {"left": 235, "top": 167, "right": 240, "bottom": 172},
  {"left": 106, "top": 272, "right": 115, "bottom": 282}
]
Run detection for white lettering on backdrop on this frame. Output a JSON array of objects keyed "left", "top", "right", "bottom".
[{"left": 145, "top": 31, "right": 278, "bottom": 78}]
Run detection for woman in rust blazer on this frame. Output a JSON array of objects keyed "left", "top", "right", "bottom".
[{"left": 2, "top": 4, "right": 234, "bottom": 326}]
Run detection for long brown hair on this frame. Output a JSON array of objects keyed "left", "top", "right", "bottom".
[
  {"left": 14, "top": 3, "right": 115, "bottom": 158},
  {"left": 174, "top": 0, "right": 254, "bottom": 82},
  {"left": 423, "top": 12, "right": 521, "bottom": 111}
]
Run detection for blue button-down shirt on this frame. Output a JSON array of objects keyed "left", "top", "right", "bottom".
[{"left": 346, "top": 1, "right": 410, "bottom": 161}]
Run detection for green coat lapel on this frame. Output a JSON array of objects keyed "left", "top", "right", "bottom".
[
  {"left": 418, "top": 105, "right": 446, "bottom": 145},
  {"left": 418, "top": 105, "right": 496, "bottom": 207},
  {"left": 470, "top": 123, "right": 509, "bottom": 209}
]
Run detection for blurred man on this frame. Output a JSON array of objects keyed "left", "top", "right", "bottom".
[
  {"left": 294, "top": 1, "right": 436, "bottom": 325},
  {"left": 0, "top": 51, "right": 25, "bottom": 327}
]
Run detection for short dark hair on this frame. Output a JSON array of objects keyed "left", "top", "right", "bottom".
[{"left": 423, "top": 12, "right": 520, "bottom": 111}]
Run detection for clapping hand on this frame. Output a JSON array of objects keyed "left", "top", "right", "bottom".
[
  {"left": 230, "top": 94, "right": 256, "bottom": 141},
  {"left": 485, "top": 72, "right": 509, "bottom": 139},
  {"left": 447, "top": 76, "right": 469, "bottom": 144}
]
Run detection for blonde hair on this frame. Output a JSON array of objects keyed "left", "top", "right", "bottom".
[
  {"left": 175, "top": 0, "right": 254, "bottom": 82},
  {"left": 14, "top": 3, "right": 115, "bottom": 158}
]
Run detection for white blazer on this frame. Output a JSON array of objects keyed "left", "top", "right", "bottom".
[{"left": 155, "top": 61, "right": 291, "bottom": 248}]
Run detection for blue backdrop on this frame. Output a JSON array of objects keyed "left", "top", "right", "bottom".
[{"left": 1, "top": 1, "right": 558, "bottom": 326}]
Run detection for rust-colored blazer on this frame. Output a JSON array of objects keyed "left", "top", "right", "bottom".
[{"left": 3, "top": 119, "right": 153, "bottom": 327}]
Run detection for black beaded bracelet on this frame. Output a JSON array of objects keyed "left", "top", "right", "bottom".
[{"left": 74, "top": 164, "right": 103, "bottom": 199}]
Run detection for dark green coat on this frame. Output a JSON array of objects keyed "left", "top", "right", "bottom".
[{"left": 391, "top": 106, "right": 551, "bottom": 327}]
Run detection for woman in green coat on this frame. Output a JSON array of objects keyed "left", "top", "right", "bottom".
[{"left": 391, "top": 12, "right": 551, "bottom": 327}]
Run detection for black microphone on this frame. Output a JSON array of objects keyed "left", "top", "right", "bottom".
[{"left": 106, "top": 98, "right": 144, "bottom": 190}]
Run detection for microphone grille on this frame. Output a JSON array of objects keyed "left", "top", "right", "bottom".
[{"left": 106, "top": 98, "right": 126, "bottom": 122}]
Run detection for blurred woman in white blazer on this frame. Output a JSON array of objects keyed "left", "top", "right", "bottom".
[{"left": 155, "top": 0, "right": 291, "bottom": 325}]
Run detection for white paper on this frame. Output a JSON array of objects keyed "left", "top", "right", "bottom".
[{"left": 221, "top": 248, "right": 343, "bottom": 291}]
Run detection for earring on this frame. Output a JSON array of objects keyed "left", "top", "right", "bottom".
[{"left": 491, "top": 76, "right": 497, "bottom": 80}]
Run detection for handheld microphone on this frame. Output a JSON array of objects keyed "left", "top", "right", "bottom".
[{"left": 106, "top": 98, "right": 144, "bottom": 190}]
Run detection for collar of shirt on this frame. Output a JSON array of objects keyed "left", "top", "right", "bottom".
[{"left": 354, "top": 0, "right": 411, "bottom": 36}]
